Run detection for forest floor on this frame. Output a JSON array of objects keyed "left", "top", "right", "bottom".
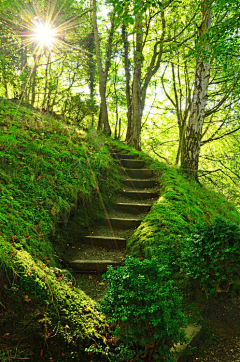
[{"left": 189, "top": 297, "right": 240, "bottom": 362}]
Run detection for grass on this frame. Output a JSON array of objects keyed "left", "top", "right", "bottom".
[
  {"left": 107, "top": 137, "right": 240, "bottom": 258},
  {"left": 107, "top": 137, "right": 240, "bottom": 322},
  {"left": 0, "top": 98, "right": 121, "bottom": 361},
  {"left": 1, "top": 99, "right": 240, "bottom": 361}
]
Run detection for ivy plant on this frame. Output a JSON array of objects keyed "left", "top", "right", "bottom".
[
  {"left": 181, "top": 216, "right": 240, "bottom": 295},
  {"left": 101, "top": 257, "right": 187, "bottom": 362}
]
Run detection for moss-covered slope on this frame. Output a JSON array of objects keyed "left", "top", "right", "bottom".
[
  {"left": 108, "top": 138, "right": 240, "bottom": 266},
  {"left": 0, "top": 98, "right": 120, "bottom": 361}
]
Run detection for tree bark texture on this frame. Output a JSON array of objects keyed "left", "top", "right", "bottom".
[
  {"left": 181, "top": 3, "right": 212, "bottom": 180},
  {"left": 122, "top": 23, "right": 133, "bottom": 143},
  {"left": 92, "top": 0, "right": 111, "bottom": 135},
  {"left": 131, "top": 12, "right": 143, "bottom": 150}
]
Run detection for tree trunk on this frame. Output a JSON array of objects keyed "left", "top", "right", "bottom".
[
  {"left": 122, "top": 23, "right": 133, "bottom": 143},
  {"left": 88, "top": 31, "right": 95, "bottom": 127},
  {"left": 176, "top": 119, "right": 189, "bottom": 166},
  {"left": 42, "top": 53, "right": 51, "bottom": 109},
  {"left": 181, "top": 3, "right": 212, "bottom": 180},
  {"left": 131, "top": 12, "right": 143, "bottom": 150},
  {"left": 92, "top": 0, "right": 111, "bottom": 135},
  {"left": 31, "top": 54, "right": 39, "bottom": 106}
]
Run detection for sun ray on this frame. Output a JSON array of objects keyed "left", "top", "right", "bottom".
[{"left": 33, "top": 22, "right": 56, "bottom": 48}]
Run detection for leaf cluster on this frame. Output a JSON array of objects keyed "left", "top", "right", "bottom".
[
  {"left": 181, "top": 216, "right": 240, "bottom": 295},
  {"left": 101, "top": 257, "right": 187, "bottom": 361}
]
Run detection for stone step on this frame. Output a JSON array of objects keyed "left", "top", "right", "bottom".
[
  {"left": 122, "top": 178, "right": 157, "bottom": 188},
  {"left": 118, "top": 159, "right": 145, "bottom": 169},
  {"left": 113, "top": 203, "right": 151, "bottom": 214},
  {"left": 124, "top": 168, "right": 154, "bottom": 179},
  {"left": 101, "top": 217, "right": 142, "bottom": 229},
  {"left": 122, "top": 190, "right": 159, "bottom": 200},
  {"left": 69, "top": 260, "right": 122, "bottom": 273},
  {"left": 112, "top": 153, "right": 134, "bottom": 160},
  {"left": 84, "top": 235, "right": 126, "bottom": 249}
]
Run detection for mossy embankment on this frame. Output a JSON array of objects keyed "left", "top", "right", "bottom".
[
  {"left": 108, "top": 140, "right": 240, "bottom": 262},
  {"left": 0, "top": 98, "right": 121, "bottom": 361},
  {"left": 108, "top": 139, "right": 240, "bottom": 313},
  {"left": 1, "top": 98, "right": 240, "bottom": 361}
]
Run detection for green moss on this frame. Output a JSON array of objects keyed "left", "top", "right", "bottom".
[
  {"left": 0, "top": 99, "right": 120, "bottom": 361},
  {"left": 0, "top": 235, "right": 108, "bottom": 360},
  {"left": 2, "top": 99, "right": 240, "bottom": 360},
  {"left": 107, "top": 137, "right": 240, "bottom": 271}
]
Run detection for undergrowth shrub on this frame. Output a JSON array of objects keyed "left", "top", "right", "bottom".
[
  {"left": 100, "top": 257, "right": 187, "bottom": 362},
  {"left": 181, "top": 216, "right": 240, "bottom": 295}
]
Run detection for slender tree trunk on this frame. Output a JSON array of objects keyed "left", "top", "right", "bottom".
[
  {"left": 181, "top": 3, "right": 212, "bottom": 180},
  {"left": 122, "top": 23, "right": 133, "bottom": 143},
  {"left": 31, "top": 54, "right": 39, "bottom": 106},
  {"left": 92, "top": 0, "right": 111, "bottom": 135},
  {"left": 131, "top": 12, "right": 143, "bottom": 150},
  {"left": 114, "top": 117, "right": 118, "bottom": 139},
  {"left": 88, "top": 31, "right": 95, "bottom": 127},
  {"left": 118, "top": 117, "right": 122, "bottom": 139},
  {"left": 42, "top": 53, "right": 51, "bottom": 109},
  {"left": 176, "top": 123, "right": 186, "bottom": 165},
  {"left": 97, "top": 105, "right": 103, "bottom": 130}
]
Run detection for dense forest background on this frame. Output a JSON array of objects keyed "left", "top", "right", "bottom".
[{"left": 1, "top": 0, "right": 240, "bottom": 199}]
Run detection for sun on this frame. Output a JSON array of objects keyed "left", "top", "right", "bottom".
[{"left": 33, "top": 22, "right": 56, "bottom": 48}]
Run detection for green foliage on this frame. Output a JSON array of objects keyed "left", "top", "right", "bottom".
[
  {"left": 181, "top": 216, "right": 240, "bottom": 295},
  {"left": 107, "top": 138, "right": 240, "bottom": 272},
  {"left": 0, "top": 99, "right": 120, "bottom": 261},
  {"left": 0, "top": 99, "right": 121, "bottom": 360},
  {"left": 100, "top": 257, "right": 187, "bottom": 362},
  {"left": 0, "top": 237, "right": 108, "bottom": 361}
]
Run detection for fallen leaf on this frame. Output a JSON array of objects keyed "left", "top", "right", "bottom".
[
  {"left": 2, "top": 333, "right": 10, "bottom": 339},
  {"left": 89, "top": 275, "right": 93, "bottom": 279},
  {"left": 71, "top": 246, "right": 76, "bottom": 249},
  {"left": 44, "top": 256, "right": 51, "bottom": 263},
  {"left": 40, "top": 349, "right": 43, "bottom": 357},
  {"left": 24, "top": 295, "right": 31, "bottom": 303}
]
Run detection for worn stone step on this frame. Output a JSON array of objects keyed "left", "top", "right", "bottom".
[
  {"left": 112, "top": 153, "right": 134, "bottom": 160},
  {"left": 124, "top": 168, "right": 154, "bottom": 179},
  {"left": 69, "top": 260, "right": 122, "bottom": 273},
  {"left": 173, "top": 324, "right": 202, "bottom": 361},
  {"left": 84, "top": 235, "right": 126, "bottom": 249},
  {"left": 101, "top": 217, "right": 141, "bottom": 229},
  {"left": 118, "top": 159, "right": 145, "bottom": 169},
  {"left": 122, "top": 178, "right": 157, "bottom": 188},
  {"left": 114, "top": 203, "right": 151, "bottom": 214},
  {"left": 122, "top": 190, "right": 159, "bottom": 200}
]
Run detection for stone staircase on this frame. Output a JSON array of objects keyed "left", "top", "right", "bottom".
[{"left": 63, "top": 151, "right": 159, "bottom": 274}]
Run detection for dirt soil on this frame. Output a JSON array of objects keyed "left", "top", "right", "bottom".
[{"left": 189, "top": 297, "right": 240, "bottom": 362}]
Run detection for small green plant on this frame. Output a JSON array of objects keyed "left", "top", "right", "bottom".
[
  {"left": 101, "top": 257, "right": 187, "bottom": 362},
  {"left": 181, "top": 216, "right": 240, "bottom": 295}
]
